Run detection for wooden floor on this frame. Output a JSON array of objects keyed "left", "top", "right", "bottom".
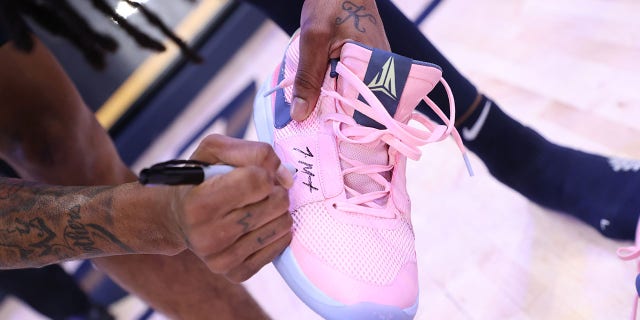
[{"left": 3, "top": 0, "right": 638, "bottom": 319}]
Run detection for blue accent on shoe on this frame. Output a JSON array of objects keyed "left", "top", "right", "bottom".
[
  {"left": 274, "top": 55, "right": 293, "bottom": 129},
  {"left": 273, "top": 247, "right": 418, "bottom": 320},
  {"left": 253, "top": 77, "right": 276, "bottom": 145},
  {"left": 635, "top": 273, "right": 640, "bottom": 297}
]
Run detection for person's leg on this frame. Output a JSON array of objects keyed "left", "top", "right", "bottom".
[
  {"left": 0, "top": 36, "right": 268, "bottom": 319},
  {"left": 245, "top": 0, "right": 640, "bottom": 240}
]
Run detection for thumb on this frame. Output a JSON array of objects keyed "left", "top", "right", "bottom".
[{"left": 292, "top": 33, "right": 330, "bottom": 122}]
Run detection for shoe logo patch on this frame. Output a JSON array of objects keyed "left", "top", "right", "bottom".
[
  {"left": 608, "top": 157, "right": 640, "bottom": 172},
  {"left": 355, "top": 49, "right": 412, "bottom": 129},
  {"left": 462, "top": 100, "right": 492, "bottom": 141},
  {"left": 367, "top": 57, "right": 397, "bottom": 100}
]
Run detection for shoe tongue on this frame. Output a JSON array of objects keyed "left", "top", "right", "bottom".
[
  {"left": 336, "top": 42, "right": 441, "bottom": 207},
  {"left": 338, "top": 41, "right": 441, "bottom": 128},
  {"left": 334, "top": 43, "right": 398, "bottom": 205}
]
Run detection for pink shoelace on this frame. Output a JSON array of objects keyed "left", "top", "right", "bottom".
[
  {"left": 267, "top": 60, "right": 473, "bottom": 217},
  {"left": 617, "top": 244, "right": 640, "bottom": 319}
]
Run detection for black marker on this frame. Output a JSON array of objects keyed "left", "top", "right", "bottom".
[
  {"left": 139, "top": 160, "right": 296, "bottom": 186},
  {"left": 139, "top": 164, "right": 235, "bottom": 185}
]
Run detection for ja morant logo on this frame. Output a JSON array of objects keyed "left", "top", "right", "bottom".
[{"left": 367, "top": 57, "right": 397, "bottom": 100}]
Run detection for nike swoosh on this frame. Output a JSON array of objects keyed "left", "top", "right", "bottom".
[{"left": 462, "top": 100, "right": 492, "bottom": 141}]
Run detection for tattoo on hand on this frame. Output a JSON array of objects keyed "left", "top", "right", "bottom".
[
  {"left": 238, "top": 212, "right": 253, "bottom": 233},
  {"left": 335, "top": 0, "right": 377, "bottom": 33},
  {"left": 257, "top": 230, "right": 277, "bottom": 245}
]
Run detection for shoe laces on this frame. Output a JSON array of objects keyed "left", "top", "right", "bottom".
[
  {"left": 267, "top": 60, "right": 473, "bottom": 218},
  {"left": 617, "top": 244, "right": 640, "bottom": 319}
]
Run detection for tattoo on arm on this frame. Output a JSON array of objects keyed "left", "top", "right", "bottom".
[
  {"left": 335, "top": 0, "right": 377, "bottom": 33},
  {"left": 0, "top": 178, "right": 133, "bottom": 268},
  {"left": 64, "top": 205, "right": 133, "bottom": 253}
]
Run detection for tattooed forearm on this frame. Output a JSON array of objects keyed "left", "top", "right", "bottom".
[
  {"left": 0, "top": 178, "right": 133, "bottom": 268},
  {"left": 0, "top": 217, "right": 57, "bottom": 260},
  {"left": 83, "top": 224, "right": 133, "bottom": 252},
  {"left": 64, "top": 205, "right": 133, "bottom": 253},
  {"left": 335, "top": 0, "right": 377, "bottom": 33}
]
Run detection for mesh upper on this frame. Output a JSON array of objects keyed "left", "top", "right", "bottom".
[
  {"left": 339, "top": 141, "right": 391, "bottom": 199},
  {"left": 293, "top": 202, "right": 416, "bottom": 285}
]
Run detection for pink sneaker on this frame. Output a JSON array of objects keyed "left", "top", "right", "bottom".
[
  {"left": 254, "top": 32, "right": 471, "bottom": 319},
  {"left": 617, "top": 220, "right": 640, "bottom": 319}
]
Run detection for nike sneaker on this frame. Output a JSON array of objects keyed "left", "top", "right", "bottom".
[{"left": 253, "top": 32, "right": 472, "bottom": 319}]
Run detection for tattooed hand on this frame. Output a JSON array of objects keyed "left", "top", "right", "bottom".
[
  {"left": 170, "top": 134, "right": 293, "bottom": 283},
  {"left": 291, "top": 0, "right": 390, "bottom": 121}
]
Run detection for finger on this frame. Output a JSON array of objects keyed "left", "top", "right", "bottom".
[
  {"left": 226, "top": 231, "right": 292, "bottom": 283},
  {"left": 186, "top": 185, "right": 289, "bottom": 260},
  {"left": 204, "top": 212, "right": 292, "bottom": 277},
  {"left": 276, "top": 163, "right": 294, "bottom": 189},
  {"left": 218, "top": 185, "right": 290, "bottom": 239},
  {"left": 293, "top": 28, "right": 331, "bottom": 122},
  {"left": 191, "top": 134, "right": 293, "bottom": 188},
  {"left": 190, "top": 134, "right": 281, "bottom": 172},
  {"left": 184, "top": 166, "right": 272, "bottom": 227}
]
